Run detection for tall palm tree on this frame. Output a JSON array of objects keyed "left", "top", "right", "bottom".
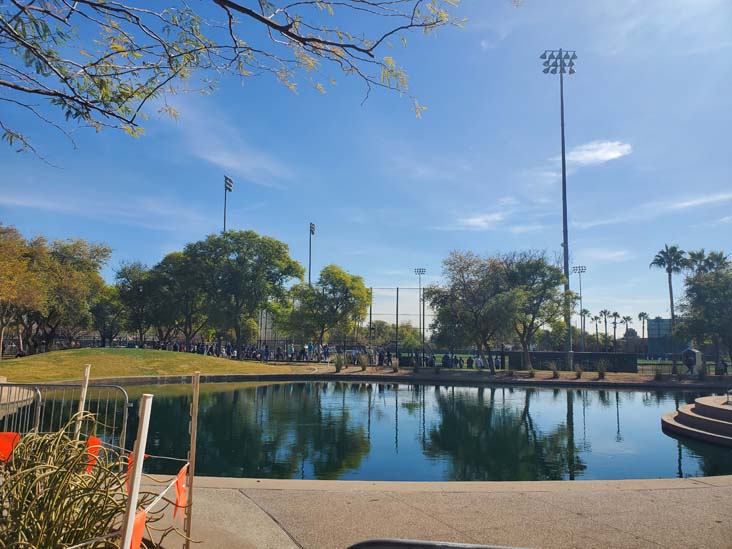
[
  {"left": 580, "top": 308, "right": 590, "bottom": 349},
  {"left": 592, "top": 315, "right": 600, "bottom": 350},
  {"left": 650, "top": 244, "right": 686, "bottom": 331},
  {"left": 599, "top": 309, "right": 611, "bottom": 351},
  {"left": 686, "top": 249, "right": 707, "bottom": 275},
  {"left": 611, "top": 312, "right": 620, "bottom": 351},
  {"left": 637, "top": 312, "right": 648, "bottom": 340},
  {"left": 621, "top": 316, "right": 633, "bottom": 337},
  {"left": 706, "top": 250, "right": 729, "bottom": 272}
]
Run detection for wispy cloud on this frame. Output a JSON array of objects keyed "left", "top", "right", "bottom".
[
  {"left": 0, "top": 189, "right": 209, "bottom": 233},
  {"left": 577, "top": 248, "right": 633, "bottom": 263},
  {"left": 575, "top": 191, "right": 732, "bottom": 229},
  {"left": 585, "top": 0, "right": 732, "bottom": 56},
  {"left": 565, "top": 140, "right": 632, "bottom": 167},
  {"left": 526, "top": 139, "right": 632, "bottom": 191},
  {"left": 165, "top": 99, "right": 292, "bottom": 188}
]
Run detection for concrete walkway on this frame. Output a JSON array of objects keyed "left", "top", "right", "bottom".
[{"left": 187, "top": 475, "right": 732, "bottom": 548}]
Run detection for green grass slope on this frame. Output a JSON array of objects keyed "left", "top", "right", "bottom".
[{"left": 0, "top": 348, "right": 300, "bottom": 383}]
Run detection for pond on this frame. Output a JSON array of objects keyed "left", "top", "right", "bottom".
[{"left": 125, "top": 382, "right": 732, "bottom": 481}]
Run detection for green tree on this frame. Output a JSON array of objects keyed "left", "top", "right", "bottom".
[
  {"left": 638, "top": 312, "right": 648, "bottom": 340},
  {"left": 591, "top": 315, "right": 601, "bottom": 350},
  {"left": 116, "top": 262, "right": 152, "bottom": 346},
  {"left": 287, "top": 264, "right": 370, "bottom": 345},
  {"left": 425, "top": 251, "right": 520, "bottom": 374},
  {"left": 650, "top": 244, "right": 686, "bottom": 332},
  {"left": 1, "top": 0, "right": 460, "bottom": 151},
  {"left": 0, "top": 226, "right": 37, "bottom": 358},
  {"left": 153, "top": 252, "right": 209, "bottom": 349},
  {"left": 680, "top": 265, "right": 732, "bottom": 367},
  {"left": 185, "top": 231, "right": 303, "bottom": 354},
  {"left": 599, "top": 309, "right": 611, "bottom": 350},
  {"left": 90, "top": 285, "right": 124, "bottom": 347},
  {"left": 504, "top": 251, "right": 567, "bottom": 369},
  {"left": 611, "top": 311, "right": 620, "bottom": 351}
]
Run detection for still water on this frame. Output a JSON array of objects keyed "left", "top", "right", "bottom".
[{"left": 128, "top": 382, "right": 732, "bottom": 481}]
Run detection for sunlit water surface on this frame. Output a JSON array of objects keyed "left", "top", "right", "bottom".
[{"left": 123, "top": 382, "right": 732, "bottom": 481}]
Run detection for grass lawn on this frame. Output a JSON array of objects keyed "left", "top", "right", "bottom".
[{"left": 0, "top": 348, "right": 304, "bottom": 383}]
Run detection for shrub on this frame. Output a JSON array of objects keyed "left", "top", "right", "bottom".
[
  {"left": 0, "top": 413, "right": 180, "bottom": 548},
  {"left": 548, "top": 362, "right": 560, "bottom": 379},
  {"left": 597, "top": 360, "right": 607, "bottom": 380},
  {"left": 528, "top": 368, "right": 535, "bottom": 378},
  {"left": 574, "top": 366, "right": 583, "bottom": 380},
  {"left": 654, "top": 365, "right": 664, "bottom": 381},
  {"left": 357, "top": 353, "right": 369, "bottom": 372},
  {"left": 334, "top": 353, "right": 345, "bottom": 373}
]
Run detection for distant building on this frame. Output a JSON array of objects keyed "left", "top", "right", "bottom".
[{"left": 647, "top": 316, "right": 685, "bottom": 356}]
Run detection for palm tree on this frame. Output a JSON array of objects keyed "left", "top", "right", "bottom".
[
  {"left": 592, "top": 315, "right": 600, "bottom": 350},
  {"left": 611, "top": 312, "right": 620, "bottom": 351},
  {"left": 621, "top": 315, "right": 633, "bottom": 337},
  {"left": 650, "top": 244, "right": 686, "bottom": 331},
  {"left": 637, "top": 312, "right": 648, "bottom": 340},
  {"left": 686, "top": 249, "right": 707, "bottom": 275},
  {"left": 706, "top": 251, "right": 729, "bottom": 272},
  {"left": 599, "top": 309, "right": 611, "bottom": 351},
  {"left": 580, "top": 308, "right": 590, "bottom": 349}
]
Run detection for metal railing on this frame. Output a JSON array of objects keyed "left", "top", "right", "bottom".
[{"left": 0, "top": 383, "right": 129, "bottom": 448}]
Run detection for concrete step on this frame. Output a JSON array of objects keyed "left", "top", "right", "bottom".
[
  {"left": 661, "top": 412, "right": 732, "bottom": 448},
  {"left": 694, "top": 396, "right": 732, "bottom": 422},
  {"left": 675, "top": 404, "right": 732, "bottom": 437}
]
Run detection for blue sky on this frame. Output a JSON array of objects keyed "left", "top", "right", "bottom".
[{"left": 2, "top": 0, "right": 731, "bottom": 330}]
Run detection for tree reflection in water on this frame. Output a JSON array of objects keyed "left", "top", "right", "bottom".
[
  {"left": 125, "top": 382, "right": 732, "bottom": 481},
  {"left": 425, "top": 387, "right": 586, "bottom": 481},
  {"left": 139, "top": 382, "right": 370, "bottom": 479}
]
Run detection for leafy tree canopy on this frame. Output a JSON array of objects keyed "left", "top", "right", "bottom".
[{"left": 1, "top": 0, "right": 462, "bottom": 152}]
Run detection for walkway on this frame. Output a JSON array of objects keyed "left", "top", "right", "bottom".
[{"left": 188, "top": 475, "right": 732, "bottom": 548}]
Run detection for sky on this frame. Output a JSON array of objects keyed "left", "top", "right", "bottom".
[{"left": 2, "top": 0, "right": 731, "bottom": 332}]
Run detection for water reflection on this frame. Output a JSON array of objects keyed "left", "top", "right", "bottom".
[{"left": 126, "top": 382, "right": 732, "bottom": 481}]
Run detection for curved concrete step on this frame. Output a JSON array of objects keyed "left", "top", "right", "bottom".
[
  {"left": 676, "top": 404, "right": 732, "bottom": 437},
  {"left": 661, "top": 412, "right": 732, "bottom": 448},
  {"left": 694, "top": 396, "right": 732, "bottom": 422}
]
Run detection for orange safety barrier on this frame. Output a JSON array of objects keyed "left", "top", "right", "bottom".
[
  {"left": 174, "top": 464, "right": 189, "bottom": 519},
  {"left": 86, "top": 436, "right": 102, "bottom": 472},
  {"left": 0, "top": 432, "right": 20, "bottom": 463},
  {"left": 130, "top": 510, "right": 147, "bottom": 549}
]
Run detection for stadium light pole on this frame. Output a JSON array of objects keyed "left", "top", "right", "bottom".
[
  {"left": 414, "top": 268, "right": 426, "bottom": 368},
  {"left": 308, "top": 222, "right": 316, "bottom": 286},
  {"left": 541, "top": 48, "right": 577, "bottom": 368},
  {"left": 572, "top": 265, "right": 587, "bottom": 351},
  {"left": 223, "top": 175, "right": 234, "bottom": 232}
]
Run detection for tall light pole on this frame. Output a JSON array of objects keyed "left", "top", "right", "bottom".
[
  {"left": 572, "top": 265, "right": 586, "bottom": 351},
  {"left": 308, "top": 222, "right": 315, "bottom": 286},
  {"left": 414, "top": 268, "right": 426, "bottom": 368},
  {"left": 223, "top": 175, "right": 234, "bottom": 232},
  {"left": 541, "top": 48, "right": 577, "bottom": 367}
]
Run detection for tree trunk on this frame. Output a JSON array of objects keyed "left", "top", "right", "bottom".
[
  {"left": 521, "top": 341, "right": 532, "bottom": 370},
  {"left": 0, "top": 325, "right": 5, "bottom": 361},
  {"left": 235, "top": 324, "right": 242, "bottom": 360},
  {"left": 667, "top": 269, "right": 677, "bottom": 375}
]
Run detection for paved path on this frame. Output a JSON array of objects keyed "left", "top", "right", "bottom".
[{"left": 187, "top": 475, "right": 732, "bottom": 548}]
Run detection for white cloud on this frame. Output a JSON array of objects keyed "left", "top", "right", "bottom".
[
  {"left": 0, "top": 189, "right": 209, "bottom": 233},
  {"left": 576, "top": 190, "right": 732, "bottom": 229},
  {"left": 165, "top": 99, "right": 292, "bottom": 188},
  {"left": 565, "top": 140, "right": 632, "bottom": 167},
  {"left": 457, "top": 212, "right": 505, "bottom": 230},
  {"left": 577, "top": 248, "right": 633, "bottom": 263}
]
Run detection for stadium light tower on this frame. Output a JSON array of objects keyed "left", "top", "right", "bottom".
[
  {"left": 414, "top": 268, "right": 426, "bottom": 368},
  {"left": 541, "top": 48, "right": 577, "bottom": 367},
  {"left": 572, "top": 265, "right": 587, "bottom": 351}
]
